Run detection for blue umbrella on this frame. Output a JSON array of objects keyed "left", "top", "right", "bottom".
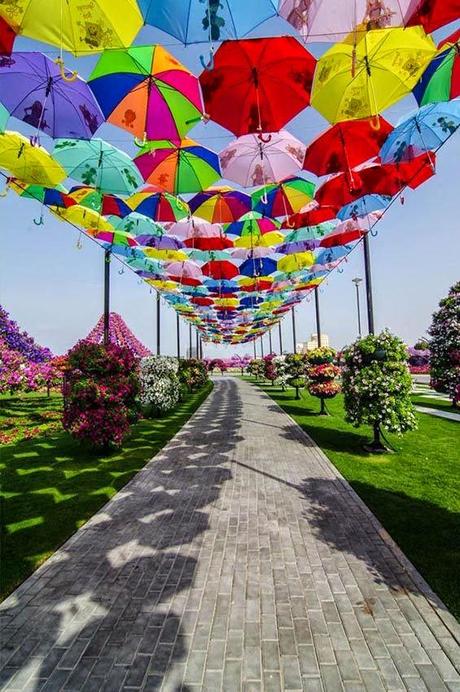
[
  {"left": 239, "top": 257, "right": 277, "bottom": 277},
  {"left": 314, "top": 246, "right": 351, "bottom": 267},
  {"left": 380, "top": 100, "right": 460, "bottom": 164},
  {"left": 240, "top": 296, "right": 264, "bottom": 308},
  {"left": 337, "top": 195, "right": 392, "bottom": 221}
]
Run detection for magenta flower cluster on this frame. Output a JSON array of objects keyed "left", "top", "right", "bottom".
[{"left": 85, "top": 312, "right": 151, "bottom": 358}]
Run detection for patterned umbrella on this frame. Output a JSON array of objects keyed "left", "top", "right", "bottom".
[
  {"left": 0, "top": 130, "right": 66, "bottom": 186},
  {"left": 127, "top": 186, "right": 189, "bottom": 221},
  {"left": 189, "top": 187, "right": 251, "bottom": 223},
  {"left": 252, "top": 177, "right": 316, "bottom": 217},
  {"left": 0, "top": 16, "right": 16, "bottom": 55},
  {"left": 67, "top": 186, "right": 131, "bottom": 217}
]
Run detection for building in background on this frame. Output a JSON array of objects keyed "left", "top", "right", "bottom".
[{"left": 297, "top": 333, "right": 330, "bottom": 354}]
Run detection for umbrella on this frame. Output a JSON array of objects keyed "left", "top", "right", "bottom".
[
  {"left": 67, "top": 186, "right": 131, "bottom": 217},
  {"left": 303, "top": 117, "right": 393, "bottom": 177},
  {"left": 183, "top": 219, "right": 233, "bottom": 250},
  {"left": 0, "top": 16, "right": 15, "bottom": 55},
  {"left": 252, "top": 177, "right": 315, "bottom": 217},
  {"left": 134, "top": 138, "right": 221, "bottom": 193},
  {"left": 51, "top": 204, "right": 114, "bottom": 231},
  {"left": 186, "top": 249, "right": 231, "bottom": 261},
  {"left": 202, "top": 260, "right": 239, "bottom": 280},
  {"left": 200, "top": 36, "right": 316, "bottom": 136},
  {"left": 9, "top": 178, "right": 71, "bottom": 207},
  {"left": 414, "top": 29, "right": 460, "bottom": 106},
  {"left": 319, "top": 221, "right": 367, "bottom": 247},
  {"left": 0, "top": 130, "right": 66, "bottom": 186},
  {"left": 239, "top": 257, "right": 277, "bottom": 277},
  {"left": 406, "top": 0, "right": 460, "bottom": 33},
  {"left": 89, "top": 45, "right": 204, "bottom": 141},
  {"left": 220, "top": 130, "right": 306, "bottom": 188},
  {"left": 231, "top": 246, "right": 273, "bottom": 259},
  {"left": 277, "top": 252, "right": 314, "bottom": 274},
  {"left": 189, "top": 187, "right": 251, "bottom": 223},
  {"left": 88, "top": 229, "right": 138, "bottom": 247},
  {"left": 337, "top": 194, "right": 391, "bottom": 219},
  {"left": 224, "top": 212, "right": 280, "bottom": 237},
  {"left": 314, "top": 163, "right": 407, "bottom": 207},
  {"left": 311, "top": 27, "right": 435, "bottom": 123},
  {"left": 0, "top": 1, "right": 142, "bottom": 56},
  {"left": 167, "top": 260, "right": 203, "bottom": 286},
  {"left": 380, "top": 100, "right": 460, "bottom": 164},
  {"left": 0, "top": 103, "right": 8, "bottom": 132},
  {"left": 233, "top": 229, "right": 284, "bottom": 249},
  {"left": 282, "top": 205, "right": 338, "bottom": 229},
  {"left": 279, "top": 0, "right": 411, "bottom": 42},
  {"left": 127, "top": 187, "right": 189, "bottom": 221},
  {"left": 139, "top": 235, "right": 185, "bottom": 251},
  {"left": 314, "top": 246, "right": 351, "bottom": 267},
  {"left": 283, "top": 222, "right": 337, "bottom": 242},
  {"left": 277, "top": 239, "right": 320, "bottom": 254},
  {"left": 110, "top": 213, "right": 164, "bottom": 237},
  {"left": 0, "top": 52, "right": 103, "bottom": 139},
  {"left": 53, "top": 138, "right": 142, "bottom": 195}
]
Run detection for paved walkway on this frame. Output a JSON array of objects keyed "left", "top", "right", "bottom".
[
  {"left": 415, "top": 405, "right": 460, "bottom": 422},
  {"left": 1, "top": 378, "right": 459, "bottom": 692}
]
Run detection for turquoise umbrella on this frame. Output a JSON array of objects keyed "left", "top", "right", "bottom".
[
  {"left": 53, "top": 138, "right": 142, "bottom": 195},
  {"left": 0, "top": 103, "right": 9, "bottom": 132},
  {"left": 108, "top": 212, "right": 164, "bottom": 237}
]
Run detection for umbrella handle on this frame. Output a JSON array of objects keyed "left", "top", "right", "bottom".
[
  {"left": 54, "top": 57, "right": 78, "bottom": 82},
  {"left": 134, "top": 133, "right": 147, "bottom": 148},
  {"left": 285, "top": 216, "right": 295, "bottom": 229},
  {"left": 200, "top": 50, "right": 214, "bottom": 71},
  {"left": 0, "top": 182, "right": 9, "bottom": 197},
  {"left": 369, "top": 115, "right": 381, "bottom": 131},
  {"left": 33, "top": 213, "right": 44, "bottom": 226},
  {"left": 370, "top": 228, "right": 378, "bottom": 237},
  {"left": 257, "top": 133, "right": 272, "bottom": 144}
]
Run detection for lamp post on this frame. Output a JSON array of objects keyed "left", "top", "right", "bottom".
[
  {"left": 363, "top": 234, "right": 375, "bottom": 335},
  {"left": 176, "top": 313, "right": 180, "bottom": 359},
  {"left": 253, "top": 340, "right": 257, "bottom": 359},
  {"left": 269, "top": 329, "right": 273, "bottom": 355},
  {"left": 103, "top": 250, "right": 111, "bottom": 346},
  {"left": 314, "top": 286, "right": 327, "bottom": 415},
  {"left": 189, "top": 323, "right": 192, "bottom": 358},
  {"left": 156, "top": 293, "right": 161, "bottom": 355},
  {"left": 291, "top": 307, "right": 297, "bottom": 353},
  {"left": 278, "top": 321, "right": 283, "bottom": 355},
  {"left": 352, "top": 277, "right": 363, "bottom": 338}
]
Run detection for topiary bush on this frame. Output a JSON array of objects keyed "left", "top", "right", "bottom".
[
  {"left": 306, "top": 347, "right": 341, "bottom": 412},
  {"left": 140, "top": 355, "right": 181, "bottom": 416},
  {"left": 429, "top": 281, "right": 460, "bottom": 408},
  {"left": 178, "top": 358, "right": 209, "bottom": 393},
  {"left": 63, "top": 341, "right": 140, "bottom": 449},
  {"left": 247, "top": 358, "right": 265, "bottom": 380},
  {"left": 285, "top": 353, "right": 307, "bottom": 399}
]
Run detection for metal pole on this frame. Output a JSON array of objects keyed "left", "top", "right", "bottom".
[
  {"left": 353, "top": 280, "right": 363, "bottom": 339},
  {"left": 291, "top": 307, "right": 297, "bottom": 353},
  {"left": 176, "top": 313, "right": 180, "bottom": 359},
  {"left": 269, "top": 329, "right": 273, "bottom": 354},
  {"left": 363, "top": 234, "right": 375, "bottom": 335},
  {"left": 156, "top": 293, "right": 161, "bottom": 355},
  {"left": 261, "top": 336, "right": 264, "bottom": 357},
  {"left": 103, "top": 250, "right": 110, "bottom": 346},
  {"left": 278, "top": 321, "right": 283, "bottom": 355},
  {"left": 314, "top": 287, "right": 322, "bottom": 347},
  {"left": 196, "top": 329, "right": 199, "bottom": 359},
  {"left": 199, "top": 337, "right": 203, "bottom": 360},
  {"left": 189, "top": 323, "right": 192, "bottom": 358},
  {"left": 253, "top": 340, "right": 257, "bottom": 359}
]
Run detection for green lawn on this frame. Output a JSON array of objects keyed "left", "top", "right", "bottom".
[
  {"left": 248, "top": 378, "right": 460, "bottom": 619},
  {"left": 0, "top": 383, "right": 212, "bottom": 601},
  {"left": 412, "top": 393, "right": 458, "bottom": 413}
]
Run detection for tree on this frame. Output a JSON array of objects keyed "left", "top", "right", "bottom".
[{"left": 429, "top": 281, "right": 460, "bottom": 408}]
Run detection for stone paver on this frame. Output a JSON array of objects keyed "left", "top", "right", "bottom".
[
  {"left": 415, "top": 406, "right": 460, "bottom": 422},
  {"left": 1, "top": 377, "right": 459, "bottom": 691}
]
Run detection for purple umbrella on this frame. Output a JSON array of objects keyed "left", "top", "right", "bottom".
[
  {"left": 136, "top": 235, "right": 184, "bottom": 250},
  {"left": 0, "top": 52, "right": 103, "bottom": 139}
]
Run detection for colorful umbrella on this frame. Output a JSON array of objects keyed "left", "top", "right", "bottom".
[
  {"left": 139, "top": 0, "right": 277, "bottom": 45},
  {"left": 200, "top": 37, "right": 316, "bottom": 136},
  {"left": 315, "top": 163, "right": 405, "bottom": 207},
  {"left": 0, "top": 15, "right": 16, "bottom": 55},
  {"left": 0, "top": 103, "right": 8, "bottom": 132},
  {"left": 53, "top": 138, "right": 142, "bottom": 195},
  {"left": 0, "top": 0, "right": 142, "bottom": 55},
  {"left": 224, "top": 212, "right": 280, "bottom": 237},
  {"left": 183, "top": 219, "right": 233, "bottom": 250},
  {"left": 337, "top": 194, "right": 392, "bottom": 220},
  {"left": 303, "top": 117, "right": 393, "bottom": 177},
  {"left": 406, "top": 0, "right": 460, "bottom": 33},
  {"left": 414, "top": 29, "right": 460, "bottom": 106},
  {"left": 311, "top": 27, "right": 436, "bottom": 123},
  {"left": 0, "top": 52, "right": 103, "bottom": 139},
  {"left": 282, "top": 205, "right": 338, "bottom": 230},
  {"left": 88, "top": 229, "right": 138, "bottom": 247},
  {"left": 277, "top": 252, "right": 314, "bottom": 274},
  {"left": 67, "top": 186, "right": 131, "bottom": 217},
  {"left": 189, "top": 187, "right": 251, "bottom": 223},
  {"left": 9, "top": 178, "right": 71, "bottom": 207},
  {"left": 127, "top": 187, "right": 189, "bottom": 221},
  {"left": 89, "top": 45, "right": 204, "bottom": 141},
  {"left": 219, "top": 130, "right": 306, "bottom": 187},
  {"left": 110, "top": 213, "right": 164, "bottom": 237},
  {"left": 0, "top": 130, "right": 66, "bottom": 186},
  {"left": 167, "top": 260, "right": 203, "bottom": 285},
  {"left": 202, "top": 260, "right": 239, "bottom": 280},
  {"left": 51, "top": 204, "right": 114, "bottom": 231},
  {"left": 239, "top": 257, "right": 277, "bottom": 277},
  {"left": 252, "top": 177, "right": 316, "bottom": 217},
  {"left": 380, "top": 100, "right": 460, "bottom": 164},
  {"left": 134, "top": 138, "right": 221, "bottom": 193}
]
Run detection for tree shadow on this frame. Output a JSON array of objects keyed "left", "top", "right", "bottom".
[{"left": 0, "top": 379, "right": 243, "bottom": 690}]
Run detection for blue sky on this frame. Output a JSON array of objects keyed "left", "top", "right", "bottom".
[{"left": 0, "top": 16, "right": 459, "bottom": 358}]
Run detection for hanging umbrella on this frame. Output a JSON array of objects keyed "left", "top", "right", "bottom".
[
  {"left": 186, "top": 249, "right": 231, "bottom": 261},
  {"left": 283, "top": 222, "right": 337, "bottom": 243},
  {"left": 0, "top": 16, "right": 16, "bottom": 55},
  {"left": 219, "top": 130, "right": 306, "bottom": 187},
  {"left": 380, "top": 100, "right": 460, "bottom": 164},
  {"left": 311, "top": 27, "right": 435, "bottom": 123},
  {"left": 167, "top": 260, "right": 203, "bottom": 285},
  {"left": 189, "top": 187, "right": 251, "bottom": 223},
  {"left": 277, "top": 252, "right": 314, "bottom": 274},
  {"left": 110, "top": 213, "right": 164, "bottom": 237},
  {"left": 224, "top": 212, "right": 281, "bottom": 237},
  {"left": 200, "top": 37, "right": 316, "bottom": 136},
  {"left": 406, "top": 0, "right": 460, "bottom": 34},
  {"left": 67, "top": 186, "right": 131, "bottom": 217},
  {"left": 314, "top": 246, "right": 351, "bottom": 267},
  {"left": 139, "top": 235, "right": 185, "bottom": 251},
  {"left": 0, "top": 52, "right": 103, "bottom": 139},
  {"left": 53, "top": 138, "right": 142, "bottom": 195},
  {"left": 134, "top": 138, "right": 220, "bottom": 194},
  {"left": 127, "top": 186, "right": 189, "bottom": 221},
  {"left": 319, "top": 221, "right": 367, "bottom": 247},
  {"left": 9, "top": 178, "right": 72, "bottom": 208},
  {"left": 239, "top": 257, "right": 277, "bottom": 277},
  {"left": 139, "top": 0, "right": 277, "bottom": 45},
  {"left": 0, "top": 131, "right": 66, "bottom": 186},
  {"left": 252, "top": 177, "right": 315, "bottom": 217},
  {"left": 51, "top": 204, "right": 114, "bottom": 231},
  {"left": 337, "top": 193, "right": 392, "bottom": 220},
  {"left": 183, "top": 218, "right": 233, "bottom": 250},
  {"left": 414, "top": 30, "right": 460, "bottom": 106},
  {"left": 281, "top": 205, "right": 338, "bottom": 230},
  {"left": 89, "top": 45, "right": 203, "bottom": 141},
  {"left": 303, "top": 117, "right": 393, "bottom": 177},
  {"left": 231, "top": 246, "right": 273, "bottom": 259},
  {"left": 233, "top": 229, "right": 284, "bottom": 249},
  {"left": 277, "top": 239, "right": 321, "bottom": 254},
  {"left": 0, "top": 1, "right": 142, "bottom": 56},
  {"left": 0, "top": 103, "right": 8, "bottom": 132},
  {"left": 88, "top": 229, "right": 139, "bottom": 247},
  {"left": 314, "top": 164, "right": 404, "bottom": 207},
  {"left": 202, "top": 260, "right": 239, "bottom": 280},
  {"left": 279, "top": 0, "right": 412, "bottom": 42}
]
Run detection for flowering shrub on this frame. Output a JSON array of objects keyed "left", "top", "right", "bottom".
[
  {"left": 307, "top": 347, "right": 336, "bottom": 365},
  {"left": 207, "top": 358, "right": 228, "bottom": 374},
  {"left": 63, "top": 341, "right": 140, "bottom": 449},
  {"left": 429, "top": 282, "right": 460, "bottom": 407},
  {"left": 342, "top": 330, "right": 417, "bottom": 436},
  {"left": 273, "top": 355, "right": 289, "bottom": 389},
  {"left": 263, "top": 354, "right": 278, "bottom": 384},
  {"left": 0, "top": 337, "right": 63, "bottom": 394},
  {"left": 140, "top": 356, "right": 180, "bottom": 415},
  {"left": 307, "top": 349, "right": 341, "bottom": 404},
  {"left": 247, "top": 358, "right": 265, "bottom": 379},
  {"left": 0, "top": 305, "right": 53, "bottom": 362},
  {"left": 285, "top": 353, "right": 308, "bottom": 399},
  {"left": 178, "top": 358, "right": 209, "bottom": 392}
]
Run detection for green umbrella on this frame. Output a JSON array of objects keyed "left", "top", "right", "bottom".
[
  {"left": 53, "top": 138, "right": 143, "bottom": 195},
  {"left": 0, "top": 103, "right": 9, "bottom": 132}
]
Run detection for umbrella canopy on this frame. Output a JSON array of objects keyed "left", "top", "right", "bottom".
[
  {"left": 252, "top": 177, "right": 316, "bottom": 217},
  {"left": 224, "top": 212, "right": 280, "bottom": 237},
  {"left": 9, "top": 178, "right": 71, "bottom": 207},
  {"left": 277, "top": 252, "right": 315, "bottom": 274},
  {"left": 239, "top": 257, "right": 277, "bottom": 277},
  {"left": 282, "top": 205, "right": 338, "bottom": 229},
  {"left": 134, "top": 138, "right": 221, "bottom": 193},
  {"left": 0, "top": 130, "right": 66, "bottom": 186},
  {"left": 406, "top": 0, "right": 460, "bottom": 33},
  {"left": 219, "top": 130, "right": 306, "bottom": 187},
  {"left": 0, "top": 103, "right": 9, "bottom": 132},
  {"left": 51, "top": 204, "right": 114, "bottom": 231},
  {"left": 303, "top": 117, "right": 393, "bottom": 176},
  {"left": 200, "top": 36, "right": 316, "bottom": 136},
  {"left": 413, "top": 29, "right": 460, "bottom": 106},
  {"left": 337, "top": 193, "right": 391, "bottom": 219},
  {"left": 88, "top": 229, "right": 138, "bottom": 247},
  {"left": 89, "top": 45, "right": 203, "bottom": 141},
  {"left": 279, "top": 0, "right": 411, "bottom": 42},
  {"left": 311, "top": 27, "right": 436, "bottom": 123},
  {"left": 0, "top": 0, "right": 142, "bottom": 55},
  {"left": 380, "top": 100, "right": 460, "bottom": 164},
  {"left": 67, "top": 185, "right": 131, "bottom": 217},
  {"left": 202, "top": 260, "right": 239, "bottom": 280},
  {"left": 0, "top": 15, "right": 16, "bottom": 55},
  {"left": 189, "top": 187, "right": 251, "bottom": 223},
  {"left": 54, "top": 138, "right": 142, "bottom": 195},
  {"left": 0, "top": 52, "right": 103, "bottom": 139},
  {"left": 139, "top": 0, "right": 277, "bottom": 44},
  {"left": 167, "top": 260, "right": 204, "bottom": 286},
  {"left": 127, "top": 186, "right": 189, "bottom": 221},
  {"left": 110, "top": 212, "right": 164, "bottom": 238}
]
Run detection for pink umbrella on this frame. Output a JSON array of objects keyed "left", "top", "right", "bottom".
[
  {"left": 231, "top": 246, "right": 274, "bottom": 259},
  {"left": 166, "top": 260, "right": 203, "bottom": 286},
  {"left": 219, "top": 130, "right": 306, "bottom": 188}
]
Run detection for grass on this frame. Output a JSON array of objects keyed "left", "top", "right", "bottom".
[
  {"left": 247, "top": 378, "right": 460, "bottom": 619},
  {"left": 0, "top": 383, "right": 213, "bottom": 601},
  {"left": 411, "top": 393, "right": 458, "bottom": 414}
]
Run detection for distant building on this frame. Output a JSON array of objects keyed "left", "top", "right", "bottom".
[{"left": 297, "top": 333, "right": 330, "bottom": 353}]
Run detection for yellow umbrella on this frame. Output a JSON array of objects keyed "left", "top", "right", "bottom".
[
  {"left": 50, "top": 204, "right": 113, "bottom": 231},
  {"left": 147, "top": 280, "right": 179, "bottom": 292},
  {"left": 144, "top": 248, "right": 188, "bottom": 261},
  {"left": 233, "top": 231, "right": 284, "bottom": 249},
  {"left": 1, "top": 1, "right": 142, "bottom": 57},
  {"left": 214, "top": 298, "right": 239, "bottom": 308},
  {"left": 277, "top": 252, "right": 314, "bottom": 274},
  {"left": 0, "top": 131, "right": 66, "bottom": 187},
  {"left": 311, "top": 27, "right": 436, "bottom": 123}
]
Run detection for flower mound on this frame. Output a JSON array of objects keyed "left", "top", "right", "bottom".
[
  {"left": 307, "top": 349, "right": 341, "bottom": 400},
  {"left": 178, "top": 358, "right": 209, "bottom": 393},
  {"left": 0, "top": 305, "right": 53, "bottom": 362},
  {"left": 63, "top": 341, "right": 140, "bottom": 449},
  {"left": 140, "top": 355, "right": 181, "bottom": 415},
  {"left": 429, "top": 281, "right": 460, "bottom": 407}
]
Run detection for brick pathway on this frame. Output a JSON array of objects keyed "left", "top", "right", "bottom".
[{"left": 1, "top": 378, "right": 459, "bottom": 691}]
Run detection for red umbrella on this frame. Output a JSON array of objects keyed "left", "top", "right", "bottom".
[
  {"left": 406, "top": 0, "right": 460, "bottom": 33},
  {"left": 0, "top": 17, "right": 16, "bottom": 56},
  {"left": 183, "top": 235, "right": 233, "bottom": 250},
  {"left": 319, "top": 226, "right": 366, "bottom": 248},
  {"left": 282, "top": 205, "right": 338, "bottom": 230},
  {"left": 202, "top": 260, "right": 239, "bottom": 280},
  {"left": 191, "top": 297, "right": 214, "bottom": 306},
  {"left": 200, "top": 37, "right": 316, "bottom": 136},
  {"left": 381, "top": 153, "right": 436, "bottom": 190},
  {"left": 303, "top": 117, "right": 393, "bottom": 177}
]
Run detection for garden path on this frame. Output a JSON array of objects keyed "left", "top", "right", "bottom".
[
  {"left": 1, "top": 377, "right": 459, "bottom": 691},
  {"left": 415, "top": 405, "right": 460, "bottom": 422}
]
